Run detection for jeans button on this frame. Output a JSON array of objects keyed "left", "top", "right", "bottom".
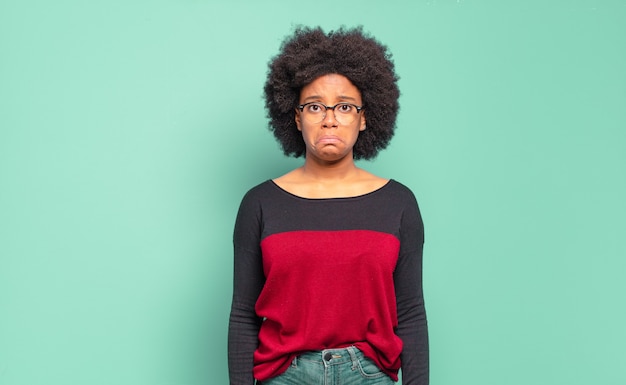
[{"left": 323, "top": 352, "right": 332, "bottom": 361}]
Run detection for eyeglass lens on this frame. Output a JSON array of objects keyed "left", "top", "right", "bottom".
[{"left": 300, "top": 103, "right": 360, "bottom": 125}]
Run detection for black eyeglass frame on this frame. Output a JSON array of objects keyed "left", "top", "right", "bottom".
[{"left": 296, "top": 102, "right": 365, "bottom": 115}]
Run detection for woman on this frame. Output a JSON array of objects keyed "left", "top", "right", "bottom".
[{"left": 228, "top": 27, "right": 428, "bottom": 385}]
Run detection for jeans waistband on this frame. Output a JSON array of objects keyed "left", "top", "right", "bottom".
[{"left": 297, "top": 346, "right": 360, "bottom": 366}]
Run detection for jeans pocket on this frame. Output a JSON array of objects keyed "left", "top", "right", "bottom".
[
  {"left": 355, "top": 356, "right": 387, "bottom": 379},
  {"left": 260, "top": 356, "right": 322, "bottom": 385}
]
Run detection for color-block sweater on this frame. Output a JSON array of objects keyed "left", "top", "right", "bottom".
[{"left": 228, "top": 180, "right": 428, "bottom": 384}]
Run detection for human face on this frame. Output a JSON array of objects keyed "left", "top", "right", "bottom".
[{"left": 295, "top": 74, "right": 366, "bottom": 163}]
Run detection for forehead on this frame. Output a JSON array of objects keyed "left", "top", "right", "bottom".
[{"left": 299, "top": 74, "right": 362, "bottom": 101}]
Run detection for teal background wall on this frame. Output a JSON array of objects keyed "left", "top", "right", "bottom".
[{"left": 1, "top": 1, "right": 625, "bottom": 384}]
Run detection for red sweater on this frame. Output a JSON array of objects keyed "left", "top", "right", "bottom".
[{"left": 228, "top": 180, "right": 428, "bottom": 384}]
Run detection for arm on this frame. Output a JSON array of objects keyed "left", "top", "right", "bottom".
[
  {"left": 228, "top": 191, "right": 265, "bottom": 385},
  {"left": 394, "top": 193, "right": 429, "bottom": 385}
]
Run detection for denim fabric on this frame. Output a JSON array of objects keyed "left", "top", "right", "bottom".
[{"left": 258, "top": 346, "right": 394, "bottom": 385}]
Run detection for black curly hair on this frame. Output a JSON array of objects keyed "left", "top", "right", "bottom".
[{"left": 264, "top": 26, "right": 400, "bottom": 160}]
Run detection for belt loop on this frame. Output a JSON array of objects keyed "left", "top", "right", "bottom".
[
  {"left": 346, "top": 346, "right": 359, "bottom": 370},
  {"left": 291, "top": 355, "right": 298, "bottom": 368}
]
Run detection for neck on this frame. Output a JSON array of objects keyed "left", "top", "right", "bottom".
[{"left": 301, "top": 154, "right": 360, "bottom": 181}]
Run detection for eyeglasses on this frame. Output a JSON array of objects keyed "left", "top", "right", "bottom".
[{"left": 297, "top": 102, "right": 364, "bottom": 125}]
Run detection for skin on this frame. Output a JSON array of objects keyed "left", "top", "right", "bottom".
[{"left": 273, "top": 74, "right": 388, "bottom": 199}]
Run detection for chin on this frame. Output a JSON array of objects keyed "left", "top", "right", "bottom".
[{"left": 321, "top": 153, "right": 352, "bottom": 162}]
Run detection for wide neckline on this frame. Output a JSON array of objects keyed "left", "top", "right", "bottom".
[{"left": 268, "top": 179, "right": 393, "bottom": 201}]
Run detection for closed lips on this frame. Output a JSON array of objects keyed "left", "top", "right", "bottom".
[{"left": 317, "top": 136, "right": 342, "bottom": 144}]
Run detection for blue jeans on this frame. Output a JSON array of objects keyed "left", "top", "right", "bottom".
[{"left": 258, "top": 346, "right": 395, "bottom": 385}]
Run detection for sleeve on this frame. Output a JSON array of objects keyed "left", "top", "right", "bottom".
[
  {"left": 393, "top": 190, "right": 429, "bottom": 385},
  {"left": 228, "top": 189, "right": 266, "bottom": 385}
]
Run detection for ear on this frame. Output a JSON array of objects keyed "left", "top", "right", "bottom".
[
  {"left": 295, "top": 109, "right": 302, "bottom": 131},
  {"left": 359, "top": 111, "right": 366, "bottom": 131}
]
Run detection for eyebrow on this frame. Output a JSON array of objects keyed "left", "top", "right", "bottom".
[{"left": 301, "top": 95, "right": 359, "bottom": 103}]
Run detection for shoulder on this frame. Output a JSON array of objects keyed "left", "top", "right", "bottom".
[
  {"left": 387, "top": 181, "right": 424, "bottom": 242},
  {"left": 237, "top": 180, "right": 277, "bottom": 212},
  {"left": 242, "top": 180, "right": 275, "bottom": 199},
  {"left": 385, "top": 180, "right": 423, "bottom": 223},
  {"left": 385, "top": 180, "right": 419, "bottom": 203}
]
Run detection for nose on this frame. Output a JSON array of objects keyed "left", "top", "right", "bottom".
[{"left": 322, "top": 106, "right": 338, "bottom": 127}]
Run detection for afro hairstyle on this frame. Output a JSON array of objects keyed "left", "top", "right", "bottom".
[{"left": 263, "top": 26, "right": 400, "bottom": 160}]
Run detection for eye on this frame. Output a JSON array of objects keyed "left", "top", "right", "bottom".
[
  {"left": 306, "top": 103, "right": 324, "bottom": 113},
  {"left": 336, "top": 103, "right": 353, "bottom": 113}
]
